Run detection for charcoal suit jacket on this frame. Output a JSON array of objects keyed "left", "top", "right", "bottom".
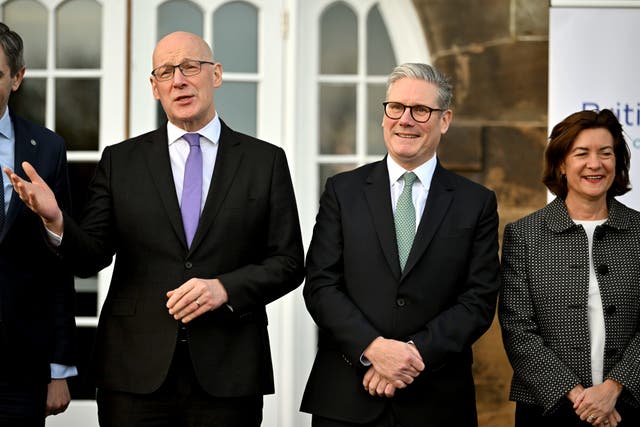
[
  {"left": 301, "top": 158, "right": 500, "bottom": 426},
  {"left": 58, "top": 120, "right": 304, "bottom": 397},
  {"left": 0, "top": 112, "right": 76, "bottom": 385}
]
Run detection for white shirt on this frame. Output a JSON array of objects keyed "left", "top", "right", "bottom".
[
  {"left": 574, "top": 218, "right": 607, "bottom": 385},
  {"left": 387, "top": 154, "right": 437, "bottom": 228}
]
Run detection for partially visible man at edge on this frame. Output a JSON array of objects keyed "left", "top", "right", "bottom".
[
  {"left": 0, "top": 22, "right": 76, "bottom": 427},
  {"left": 6, "top": 31, "right": 304, "bottom": 427}
]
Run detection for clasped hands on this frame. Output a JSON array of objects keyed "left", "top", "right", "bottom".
[
  {"left": 568, "top": 380, "right": 623, "bottom": 427},
  {"left": 167, "top": 277, "right": 228, "bottom": 323},
  {"left": 361, "top": 337, "right": 425, "bottom": 398}
]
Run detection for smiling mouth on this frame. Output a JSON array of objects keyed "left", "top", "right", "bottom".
[
  {"left": 584, "top": 175, "right": 605, "bottom": 181},
  {"left": 396, "top": 133, "right": 418, "bottom": 138}
]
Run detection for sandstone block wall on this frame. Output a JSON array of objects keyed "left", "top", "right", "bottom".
[{"left": 411, "top": 1, "right": 551, "bottom": 425}]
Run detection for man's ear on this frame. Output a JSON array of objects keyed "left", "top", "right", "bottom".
[
  {"left": 439, "top": 109, "right": 453, "bottom": 134},
  {"left": 212, "top": 62, "right": 223, "bottom": 89},
  {"left": 11, "top": 66, "right": 25, "bottom": 92}
]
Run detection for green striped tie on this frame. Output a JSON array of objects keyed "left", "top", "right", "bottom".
[{"left": 395, "top": 172, "right": 417, "bottom": 271}]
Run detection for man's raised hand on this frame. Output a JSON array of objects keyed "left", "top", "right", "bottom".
[{"left": 4, "top": 161, "right": 63, "bottom": 234}]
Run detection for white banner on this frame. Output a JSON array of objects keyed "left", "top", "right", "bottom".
[{"left": 549, "top": 4, "right": 640, "bottom": 209}]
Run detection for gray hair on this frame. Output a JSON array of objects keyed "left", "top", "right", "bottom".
[
  {"left": 0, "top": 22, "right": 25, "bottom": 76},
  {"left": 387, "top": 63, "right": 452, "bottom": 110}
]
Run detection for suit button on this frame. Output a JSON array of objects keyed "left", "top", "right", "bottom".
[
  {"left": 396, "top": 298, "right": 406, "bottom": 307},
  {"left": 605, "top": 305, "right": 617, "bottom": 316},
  {"left": 597, "top": 264, "right": 609, "bottom": 275},
  {"left": 605, "top": 348, "right": 618, "bottom": 357},
  {"left": 341, "top": 354, "right": 352, "bottom": 366},
  {"left": 185, "top": 261, "right": 193, "bottom": 269}
]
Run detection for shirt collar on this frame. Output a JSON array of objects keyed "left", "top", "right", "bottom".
[
  {"left": 0, "top": 107, "right": 14, "bottom": 141},
  {"left": 167, "top": 114, "right": 221, "bottom": 146},
  {"left": 386, "top": 154, "right": 437, "bottom": 190}
]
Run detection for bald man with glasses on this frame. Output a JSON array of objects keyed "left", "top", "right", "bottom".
[{"left": 7, "top": 31, "right": 304, "bottom": 427}]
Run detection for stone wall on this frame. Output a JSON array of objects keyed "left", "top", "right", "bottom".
[{"left": 411, "top": 1, "right": 550, "bottom": 425}]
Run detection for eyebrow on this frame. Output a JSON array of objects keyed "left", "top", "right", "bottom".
[{"left": 571, "top": 145, "right": 614, "bottom": 152}]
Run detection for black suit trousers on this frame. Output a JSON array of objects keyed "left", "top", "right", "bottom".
[
  {"left": 97, "top": 341, "right": 263, "bottom": 427},
  {"left": 313, "top": 409, "right": 401, "bottom": 427}
]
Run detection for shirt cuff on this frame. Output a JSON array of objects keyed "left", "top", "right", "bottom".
[
  {"left": 45, "top": 227, "right": 63, "bottom": 247},
  {"left": 360, "top": 353, "right": 372, "bottom": 366},
  {"left": 50, "top": 363, "right": 78, "bottom": 379}
]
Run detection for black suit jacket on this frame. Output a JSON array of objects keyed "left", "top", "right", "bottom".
[
  {"left": 0, "top": 112, "right": 76, "bottom": 385},
  {"left": 58, "top": 120, "right": 304, "bottom": 396},
  {"left": 301, "top": 159, "right": 500, "bottom": 426}
]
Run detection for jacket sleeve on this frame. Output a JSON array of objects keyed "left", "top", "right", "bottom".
[
  {"left": 47, "top": 136, "right": 77, "bottom": 367},
  {"left": 303, "top": 176, "right": 381, "bottom": 365}
]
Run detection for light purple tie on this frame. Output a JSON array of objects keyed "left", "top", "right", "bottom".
[{"left": 181, "top": 133, "right": 202, "bottom": 248}]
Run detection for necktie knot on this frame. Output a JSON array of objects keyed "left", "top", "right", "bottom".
[
  {"left": 183, "top": 133, "right": 200, "bottom": 147},
  {"left": 403, "top": 171, "right": 417, "bottom": 187}
]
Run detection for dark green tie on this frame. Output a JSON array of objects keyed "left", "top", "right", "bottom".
[{"left": 394, "top": 172, "right": 417, "bottom": 271}]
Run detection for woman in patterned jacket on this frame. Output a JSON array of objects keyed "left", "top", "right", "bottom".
[{"left": 499, "top": 109, "right": 640, "bottom": 427}]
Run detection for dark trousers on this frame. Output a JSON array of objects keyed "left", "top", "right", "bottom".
[
  {"left": 0, "top": 381, "right": 46, "bottom": 427},
  {"left": 312, "top": 409, "right": 402, "bottom": 427},
  {"left": 515, "top": 401, "right": 640, "bottom": 427},
  {"left": 97, "top": 342, "right": 263, "bottom": 427}
]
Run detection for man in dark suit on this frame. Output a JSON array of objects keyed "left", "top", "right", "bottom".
[
  {"left": 300, "top": 63, "right": 500, "bottom": 426},
  {"left": 0, "top": 23, "right": 76, "bottom": 426},
  {"left": 6, "top": 31, "right": 304, "bottom": 427}
]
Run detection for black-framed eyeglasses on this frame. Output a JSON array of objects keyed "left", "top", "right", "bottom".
[
  {"left": 382, "top": 101, "right": 443, "bottom": 123},
  {"left": 151, "top": 59, "right": 216, "bottom": 81}
]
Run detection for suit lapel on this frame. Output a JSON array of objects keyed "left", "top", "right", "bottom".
[
  {"left": 1, "top": 115, "right": 38, "bottom": 238},
  {"left": 189, "top": 121, "right": 243, "bottom": 253},
  {"left": 143, "top": 126, "right": 188, "bottom": 248},
  {"left": 402, "top": 162, "right": 454, "bottom": 277},
  {"left": 364, "top": 159, "right": 402, "bottom": 279}
]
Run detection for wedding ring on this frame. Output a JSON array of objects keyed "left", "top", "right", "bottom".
[
  {"left": 195, "top": 300, "right": 201, "bottom": 307},
  {"left": 587, "top": 414, "right": 596, "bottom": 423},
  {"left": 604, "top": 420, "right": 610, "bottom": 425}
]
